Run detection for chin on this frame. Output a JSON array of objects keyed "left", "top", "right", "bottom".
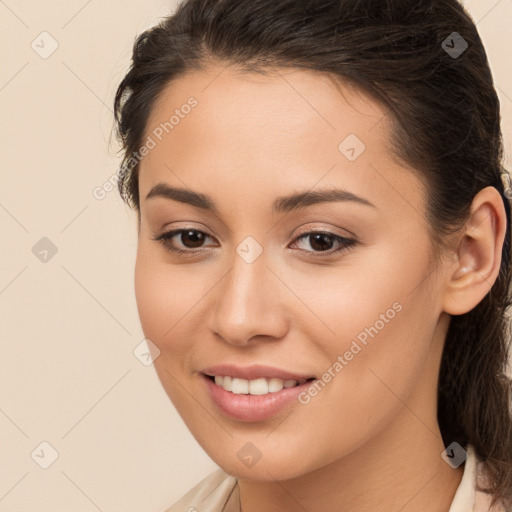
[{"left": 199, "top": 441, "right": 314, "bottom": 482}]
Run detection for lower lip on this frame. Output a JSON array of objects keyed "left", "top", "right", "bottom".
[{"left": 201, "top": 374, "right": 315, "bottom": 422}]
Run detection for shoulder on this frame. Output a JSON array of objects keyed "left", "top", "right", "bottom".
[
  {"left": 470, "top": 446, "right": 507, "bottom": 512},
  {"left": 161, "top": 468, "right": 239, "bottom": 512},
  {"left": 446, "top": 445, "right": 507, "bottom": 512}
]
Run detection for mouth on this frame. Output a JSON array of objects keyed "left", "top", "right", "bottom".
[
  {"left": 201, "top": 373, "right": 318, "bottom": 422},
  {"left": 202, "top": 373, "right": 316, "bottom": 394}
]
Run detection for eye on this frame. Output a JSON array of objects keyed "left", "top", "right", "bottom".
[
  {"left": 152, "top": 228, "right": 216, "bottom": 255},
  {"left": 152, "top": 228, "right": 358, "bottom": 257},
  {"left": 289, "top": 230, "right": 357, "bottom": 256}
]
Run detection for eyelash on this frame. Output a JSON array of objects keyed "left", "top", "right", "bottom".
[{"left": 152, "top": 228, "right": 358, "bottom": 258}]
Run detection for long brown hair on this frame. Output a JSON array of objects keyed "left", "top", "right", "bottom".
[{"left": 112, "top": 0, "right": 512, "bottom": 508}]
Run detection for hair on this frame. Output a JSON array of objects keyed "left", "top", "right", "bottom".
[{"left": 112, "top": 0, "right": 512, "bottom": 508}]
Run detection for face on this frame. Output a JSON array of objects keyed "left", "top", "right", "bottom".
[{"left": 135, "top": 63, "right": 449, "bottom": 480}]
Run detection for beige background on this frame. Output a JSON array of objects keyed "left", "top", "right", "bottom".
[{"left": 1, "top": 1, "right": 511, "bottom": 510}]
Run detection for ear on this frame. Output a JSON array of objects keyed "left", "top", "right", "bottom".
[{"left": 442, "top": 186, "right": 507, "bottom": 316}]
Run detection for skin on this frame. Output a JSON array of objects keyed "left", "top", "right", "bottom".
[{"left": 134, "top": 62, "right": 507, "bottom": 512}]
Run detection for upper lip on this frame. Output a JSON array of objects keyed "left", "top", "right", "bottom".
[{"left": 201, "top": 364, "right": 316, "bottom": 382}]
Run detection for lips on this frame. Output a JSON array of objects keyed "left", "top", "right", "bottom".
[
  {"left": 202, "top": 373, "right": 317, "bottom": 422},
  {"left": 201, "top": 363, "right": 316, "bottom": 382}
]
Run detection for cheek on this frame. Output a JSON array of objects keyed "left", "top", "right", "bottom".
[
  {"left": 134, "top": 246, "right": 196, "bottom": 359},
  {"left": 134, "top": 246, "right": 203, "bottom": 411},
  {"left": 293, "top": 243, "right": 437, "bottom": 411},
  {"left": 284, "top": 249, "right": 418, "bottom": 357},
  {"left": 288, "top": 289, "right": 436, "bottom": 471},
  {"left": 134, "top": 247, "right": 165, "bottom": 340}
]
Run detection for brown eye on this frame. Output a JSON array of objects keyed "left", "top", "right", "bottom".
[
  {"left": 306, "top": 233, "right": 335, "bottom": 251},
  {"left": 291, "top": 231, "right": 357, "bottom": 255},
  {"left": 152, "top": 228, "right": 357, "bottom": 258},
  {"left": 153, "top": 229, "right": 216, "bottom": 254},
  {"left": 178, "top": 230, "right": 207, "bottom": 249}
]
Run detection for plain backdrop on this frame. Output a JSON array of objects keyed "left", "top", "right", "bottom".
[{"left": 1, "top": 0, "right": 511, "bottom": 510}]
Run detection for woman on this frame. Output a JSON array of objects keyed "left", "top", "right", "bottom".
[{"left": 112, "top": 0, "right": 512, "bottom": 510}]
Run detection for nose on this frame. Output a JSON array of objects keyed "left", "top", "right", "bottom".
[{"left": 211, "top": 251, "right": 289, "bottom": 346}]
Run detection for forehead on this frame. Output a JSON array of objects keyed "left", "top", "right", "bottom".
[
  {"left": 139, "top": 63, "right": 425, "bottom": 220},
  {"left": 145, "top": 62, "right": 389, "bottom": 144}
]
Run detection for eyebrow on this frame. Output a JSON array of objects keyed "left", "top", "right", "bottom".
[{"left": 144, "top": 183, "right": 376, "bottom": 214}]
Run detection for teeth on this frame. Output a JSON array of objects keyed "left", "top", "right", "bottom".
[
  {"left": 212, "top": 376, "right": 301, "bottom": 394},
  {"left": 222, "top": 376, "right": 232, "bottom": 392},
  {"left": 232, "top": 377, "right": 249, "bottom": 394}
]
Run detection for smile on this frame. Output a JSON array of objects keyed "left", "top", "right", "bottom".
[{"left": 208, "top": 375, "right": 314, "bottom": 395}]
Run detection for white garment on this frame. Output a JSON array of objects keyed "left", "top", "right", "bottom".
[{"left": 163, "top": 445, "right": 505, "bottom": 512}]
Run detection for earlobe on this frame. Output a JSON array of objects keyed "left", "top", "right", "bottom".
[{"left": 441, "top": 186, "right": 507, "bottom": 316}]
